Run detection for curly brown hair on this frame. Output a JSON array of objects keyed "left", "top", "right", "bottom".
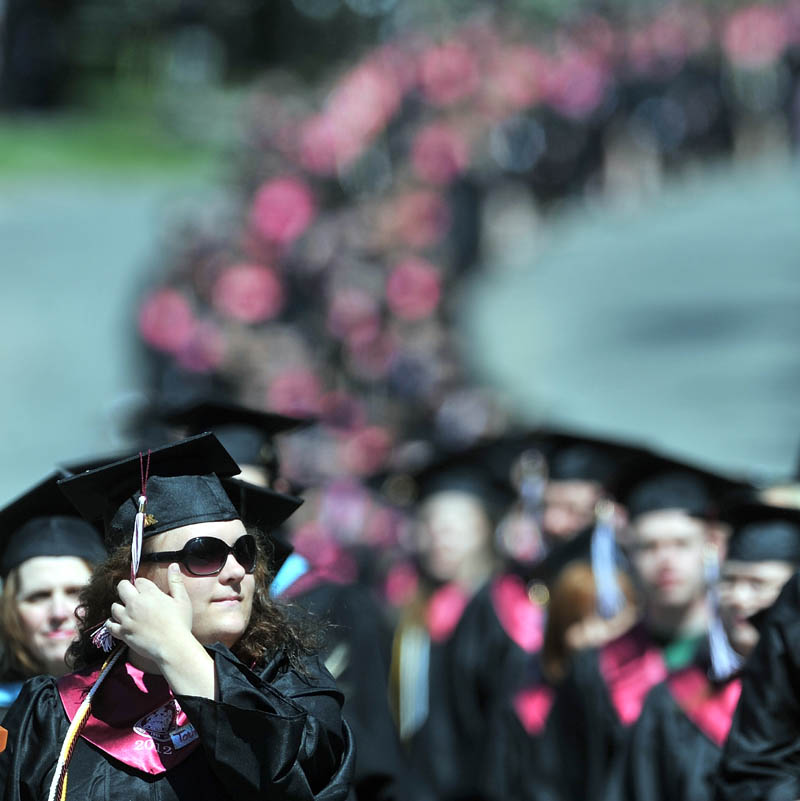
[{"left": 67, "top": 532, "right": 320, "bottom": 673}]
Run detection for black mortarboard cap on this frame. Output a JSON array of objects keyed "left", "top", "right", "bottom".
[
  {"left": 504, "top": 427, "right": 652, "bottom": 496},
  {"left": 618, "top": 450, "right": 751, "bottom": 521},
  {"left": 161, "top": 399, "right": 310, "bottom": 472},
  {"left": 545, "top": 436, "right": 629, "bottom": 487},
  {"left": 723, "top": 501, "right": 800, "bottom": 564},
  {"left": 58, "top": 433, "right": 285, "bottom": 545},
  {"left": 0, "top": 472, "right": 106, "bottom": 577},
  {"left": 60, "top": 449, "right": 140, "bottom": 477},
  {"left": 219, "top": 477, "right": 300, "bottom": 570},
  {"left": 375, "top": 440, "right": 516, "bottom": 525}
]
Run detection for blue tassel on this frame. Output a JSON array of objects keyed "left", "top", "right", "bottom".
[{"left": 591, "top": 504, "right": 625, "bottom": 619}]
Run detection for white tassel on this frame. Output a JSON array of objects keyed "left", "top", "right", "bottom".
[{"left": 131, "top": 495, "right": 146, "bottom": 582}]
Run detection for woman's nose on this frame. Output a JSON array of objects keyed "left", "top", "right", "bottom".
[
  {"left": 220, "top": 552, "right": 246, "bottom": 581},
  {"left": 49, "top": 591, "right": 71, "bottom": 620}
]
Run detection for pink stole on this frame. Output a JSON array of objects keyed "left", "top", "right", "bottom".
[
  {"left": 57, "top": 661, "right": 201, "bottom": 775},
  {"left": 513, "top": 684, "right": 555, "bottom": 735},
  {"left": 490, "top": 574, "right": 545, "bottom": 653},
  {"left": 666, "top": 666, "right": 742, "bottom": 747},
  {"left": 599, "top": 627, "right": 668, "bottom": 726}
]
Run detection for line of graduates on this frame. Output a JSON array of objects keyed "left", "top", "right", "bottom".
[{"left": 4, "top": 398, "right": 800, "bottom": 799}]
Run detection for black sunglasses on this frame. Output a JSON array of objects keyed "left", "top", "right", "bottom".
[{"left": 140, "top": 534, "right": 257, "bottom": 577}]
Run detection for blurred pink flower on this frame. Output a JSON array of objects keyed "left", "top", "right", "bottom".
[
  {"left": 371, "top": 43, "right": 419, "bottom": 94},
  {"left": 382, "top": 189, "right": 451, "bottom": 249},
  {"left": 330, "top": 60, "right": 402, "bottom": 137},
  {"left": 298, "top": 114, "right": 342, "bottom": 174},
  {"left": 411, "top": 123, "right": 470, "bottom": 184},
  {"left": 627, "top": 8, "right": 712, "bottom": 75},
  {"left": 250, "top": 177, "right": 316, "bottom": 245},
  {"left": 138, "top": 288, "right": 196, "bottom": 354},
  {"left": 386, "top": 258, "right": 442, "bottom": 321},
  {"left": 175, "top": 321, "right": 226, "bottom": 373},
  {"left": 545, "top": 48, "right": 611, "bottom": 119},
  {"left": 340, "top": 425, "right": 393, "bottom": 476},
  {"left": 420, "top": 39, "right": 480, "bottom": 106},
  {"left": 326, "top": 286, "right": 381, "bottom": 344},
  {"left": 300, "top": 59, "right": 403, "bottom": 174},
  {"left": 486, "top": 45, "right": 547, "bottom": 112},
  {"left": 267, "top": 369, "right": 323, "bottom": 416},
  {"left": 212, "top": 263, "right": 284, "bottom": 323},
  {"left": 723, "top": 5, "right": 787, "bottom": 68}
]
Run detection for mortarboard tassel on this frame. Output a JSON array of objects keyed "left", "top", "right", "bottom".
[
  {"left": 130, "top": 450, "right": 151, "bottom": 583},
  {"left": 591, "top": 501, "right": 626, "bottom": 620},
  {"left": 705, "top": 549, "right": 742, "bottom": 681},
  {"left": 90, "top": 450, "right": 151, "bottom": 655}
]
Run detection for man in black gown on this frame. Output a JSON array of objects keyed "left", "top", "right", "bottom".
[
  {"left": 617, "top": 501, "right": 800, "bottom": 801},
  {"left": 542, "top": 461, "right": 745, "bottom": 801}
]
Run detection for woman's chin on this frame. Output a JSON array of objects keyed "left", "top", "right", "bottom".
[{"left": 197, "top": 619, "right": 248, "bottom": 648}]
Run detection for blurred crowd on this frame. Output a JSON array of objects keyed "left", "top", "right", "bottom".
[
  {"left": 4, "top": 403, "right": 800, "bottom": 801},
  {"left": 3, "top": 1, "right": 800, "bottom": 799}
]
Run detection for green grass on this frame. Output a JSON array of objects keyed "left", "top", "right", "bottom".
[
  {"left": 0, "top": 81, "right": 238, "bottom": 177},
  {"left": 0, "top": 113, "right": 220, "bottom": 176}
]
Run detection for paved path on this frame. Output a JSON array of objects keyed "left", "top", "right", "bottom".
[
  {"left": 3, "top": 157, "right": 799, "bottom": 503},
  {"left": 0, "top": 173, "right": 210, "bottom": 499},
  {"left": 462, "top": 157, "right": 800, "bottom": 482}
]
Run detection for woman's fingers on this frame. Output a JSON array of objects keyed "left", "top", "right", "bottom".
[{"left": 116, "top": 579, "right": 137, "bottom": 603}]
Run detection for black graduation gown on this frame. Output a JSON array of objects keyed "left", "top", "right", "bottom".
[
  {"left": 438, "top": 574, "right": 545, "bottom": 800},
  {"left": 541, "top": 623, "right": 674, "bottom": 801},
  {"left": 481, "top": 654, "right": 558, "bottom": 801},
  {"left": 615, "top": 665, "right": 741, "bottom": 801},
  {"left": 715, "top": 571, "right": 800, "bottom": 801},
  {"left": 291, "top": 579, "right": 430, "bottom": 801},
  {"left": 388, "top": 581, "right": 474, "bottom": 800},
  {"left": 0, "top": 643, "right": 355, "bottom": 801}
]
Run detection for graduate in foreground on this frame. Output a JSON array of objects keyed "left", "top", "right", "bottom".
[{"left": 0, "top": 433, "right": 354, "bottom": 801}]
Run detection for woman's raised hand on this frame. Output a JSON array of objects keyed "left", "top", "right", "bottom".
[{"left": 107, "top": 564, "right": 193, "bottom": 667}]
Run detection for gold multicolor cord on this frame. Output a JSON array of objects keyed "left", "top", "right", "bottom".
[{"left": 47, "top": 644, "right": 126, "bottom": 801}]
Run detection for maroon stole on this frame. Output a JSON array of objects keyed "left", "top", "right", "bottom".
[
  {"left": 57, "top": 661, "right": 201, "bottom": 775},
  {"left": 666, "top": 666, "right": 742, "bottom": 747},
  {"left": 598, "top": 626, "right": 668, "bottom": 726},
  {"left": 490, "top": 574, "right": 545, "bottom": 653},
  {"left": 513, "top": 684, "right": 555, "bottom": 736}
]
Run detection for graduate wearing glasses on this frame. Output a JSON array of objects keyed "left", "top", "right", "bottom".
[{"left": 0, "top": 433, "right": 354, "bottom": 801}]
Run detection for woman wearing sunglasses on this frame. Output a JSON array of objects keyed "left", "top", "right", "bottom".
[{"left": 0, "top": 433, "right": 354, "bottom": 801}]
